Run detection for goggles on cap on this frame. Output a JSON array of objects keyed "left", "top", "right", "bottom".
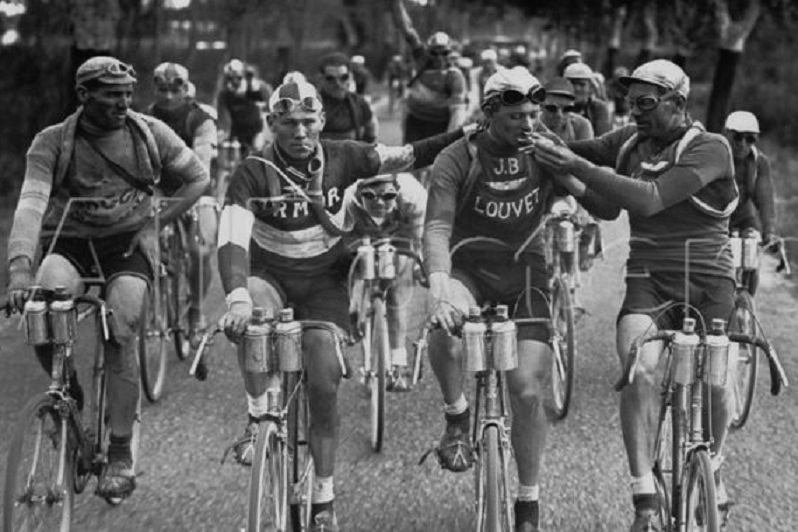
[
  {"left": 625, "top": 90, "right": 677, "bottom": 112},
  {"left": 488, "top": 86, "right": 546, "bottom": 107},
  {"left": 270, "top": 95, "right": 323, "bottom": 115},
  {"left": 79, "top": 61, "right": 136, "bottom": 85}
]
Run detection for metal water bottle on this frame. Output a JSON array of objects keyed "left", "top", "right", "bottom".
[
  {"left": 671, "top": 318, "right": 700, "bottom": 385},
  {"left": 556, "top": 220, "right": 576, "bottom": 253},
  {"left": 357, "top": 237, "right": 375, "bottom": 280},
  {"left": 50, "top": 298, "right": 77, "bottom": 344},
  {"left": 462, "top": 306, "right": 487, "bottom": 372},
  {"left": 729, "top": 230, "right": 742, "bottom": 268},
  {"left": 24, "top": 299, "right": 49, "bottom": 346},
  {"left": 241, "top": 308, "right": 274, "bottom": 373},
  {"left": 377, "top": 243, "right": 396, "bottom": 280},
  {"left": 491, "top": 305, "right": 518, "bottom": 371},
  {"left": 704, "top": 318, "right": 731, "bottom": 387},
  {"left": 275, "top": 308, "right": 303, "bottom": 372},
  {"left": 741, "top": 233, "right": 759, "bottom": 271}
]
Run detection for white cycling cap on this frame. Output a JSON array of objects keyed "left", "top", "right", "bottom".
[
  {"left": 563, "top": 62, "right": 593, "bottom": 80},
  {"left": 724, "top": 111, "right": 760, "bottom": 133},
  {"left": 483, "top": 67, "right": 543, "bottom": 101},
  {"left": 619, "top": 59, "right": 690, "bottom": 98},
  {"left": 480, "top": 49, "right": 498, "bottom": 61}
]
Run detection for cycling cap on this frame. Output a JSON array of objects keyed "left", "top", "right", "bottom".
[
  {"left": 357, "top": 173, "right": 399, "bottom": 190},
  {"left": 725, "top": 111, "right": 760, "bottom": 133},
  {"left": 619, "top": 59, "right": 690, "bottom": 98},
  {"left": 75, "top": 56, "right": 137, "bottom": 87},
  {"left": 224, "top": 59, "right": 246, "bottom": 77},
  {"left": 351, "top": 55, "right": 365, "bottom": 65},
  {"left": 561, "top": 49, "right": 582, "bottom": 60},
  {"left": 544, "top": 77, "right": 575, "bottom": 100},
  {"left": 483, "top": 67, "right": 544, "bottom": 102},
  {"left": 282, "top": 71, "right": 308, "bottom": 84},
  {"left": 480, "top": 49, "right": 498, "bottom": 62},
  {"left": 563, "top": 62, "right": 593, "bottom": 80},
  {"left": 268, "top": 80, "right": 323, "bottom": 115},
  {"left": 154, "top": 62, "right": 189, "bottom": 85},
  {"left": 427, "top": 31, "right": 451, "bottom": 50}
]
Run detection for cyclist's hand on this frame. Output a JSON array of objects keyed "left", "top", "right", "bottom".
[
  {"left": 428, "top": 272, "right": 461, "bottom": 334},
  {"left": 125, "top": 222, "right": 159, "bottom": 273},
  {"left": 222, "top": 301, "right": 253, "bottom": 342},
  {"left": 7, "top": 258, "right": 34, "bottom": 313},
  {"left": 763, "top": 233, "right": 781, "bottom": 253}
]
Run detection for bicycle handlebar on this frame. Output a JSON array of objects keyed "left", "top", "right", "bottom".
[{"left": 614, "top": 331, "right": 676, "bottom": 391}]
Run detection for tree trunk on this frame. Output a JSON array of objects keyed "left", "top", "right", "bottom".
[
  {"left": 602, "top": 5, "right": 626, "bottom": 78},
  {"left": 635, "top": 0, "right": 657, "bottom": 68},
  {"left": 705, "top": 0, "right": 761, "bottom": 132}
]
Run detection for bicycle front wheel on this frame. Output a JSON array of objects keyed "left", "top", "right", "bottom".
[
  {"left": 139, "top": 279, "right": 168, "bottom": 403},
  {"left": 683, "top": 449, "right": 719, "bottom": 532},
  {"left": 169, "top": 228, "right": 193, "bottom": 361},
  {"left": 369, "top": 297, "right": 388, "bottom": 452},
  {"left": 288, "top": 374, "right": 314, "bottom": 532},
  {"left": 550, "top": 275, "right": 575, "bottom": 420},
  {"left": 3, "top": 395, "right": 73, "bottom": 532},
  {"left": 653, "top": 403, "right": 673, "bottom": 531},
  {"left": 248, "top": 421, "right": 287, "bottom": 532},
  {"left": 475, "top": 425, "right": 511, "bottom": 532},
  {"left": 728, "top": 291, "right": 759, "bottom": 429}
]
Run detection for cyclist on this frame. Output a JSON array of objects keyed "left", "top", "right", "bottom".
[
  {"left": 424, "top": 67, "right": 614, "bottom": 532},
  {"left": 564, "top": 62, "right": 612, "bottom": 136},
  {"left": 531, "top": 59, "right": 739, "bottom": 531},
  {"left": 217, "top": 58, "right": 272, "bottom": 154},
  {"left": 556, "top": 49, "right": 582, "bottom": 77},
  {"left": 317, "top": 52, "right": 378, "bottom": 143},
  {"left": 342, "top": 172, "right": 427, "bottom": 392},
  {"left": 723, "top": 110, "right": 778, "bottom": 296},
  {"left": 393, "top": 0, "right": 468, "bottom": 142},
  {"left": 386, "top": 53, "right": 409, "bottom": 115},
  {"left": 476, "top": 48, "right": 503, "bottom": 102},
  {"left": 217, "top": 78, "right": 472, "bottom": 531},
  {"left": 147, "top": 62, "right": 219, "bottom": 343},
  {"left": 5, "top": 56, "right": 208, "bottom": 500},
  {"left": 350, "top": 54, "right": 371, "bottom": 98}
]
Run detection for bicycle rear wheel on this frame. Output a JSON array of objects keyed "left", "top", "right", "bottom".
[
  {"left": 683, "top": 449, "right": 719, "bottom": 532},
  {"left": 288, "top": 374, "right": 314, "bottom": 532},
  {"left": 728, "top": 291, "right": 759, "bottom": 429},
  {"left": 549, "top": 275, "right": 575, "bottom": 420},
  {"left": 475, "top": 425, "right": 511, "bottom": 532},
  {"left": 3, "top": 395, "right": 73, "bottom": 532},
  {"left": 369, "top": 297, "right": 388, "bottom": 452},
  {"left": 248, "top": 421, "right": 287, "bottom": 532},
  {"left": 139, "top": 278, "right": 168, "bottom": 403},
  {"left": 168, "top": 226, "right": 193, "bottom": 361}
]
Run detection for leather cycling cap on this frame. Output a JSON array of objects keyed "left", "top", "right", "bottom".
[
  {"left": 563, "top": 62, "right": 593, "bottom": 80},
  {"left": 483, "top": 67, "right": 543, "bottom": 100},
  {"left": 224, "top": 59, "right": 246, "bottom": 77},
  {"left": 724, "top": 111, "right": 760, "bottom": 133},
  {"left": 357, "top": 173, "right": 400, "bottom": 190},
  {"left": 561, "top": 49, "right": 582, "bottom": 60},
  {"left": 268, "top": 79, "right": 323, "bottom": 114},
  {"left": 480, "top": 49, "right": 498, "bottom": 61},
  {"left": 154, "top": 62, "right": 189, "bottom": 85},
  {"left": 75, "top": 56, "right": 137, "bottom": 87},
  {"left": 351, "top": 55, "right": 365, "bottom": 65},
  {"left": 427, "top": 31, "right": 451, "bottom": 50},
  {"left": 544, "top": 77, "right": 575, "bottom": 100},
  {"left": 619, "top": 59, "right": 690, "bottom": 98}
]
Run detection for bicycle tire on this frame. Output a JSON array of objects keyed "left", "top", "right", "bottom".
[
  {"left": 370, "top": 297, "right": 388, "bottom": 452},
  {"left": 683, "top": 449, "right": 719, "bottom": 532},
  {"left": 653, "top": 402, "right": 673, "bottom": 531},
  {"left": 3, "top": 395, "right": 73, "bottom": 532},
  {"left": 288, "top": 374, "right": 314, "bottom": 532},
  {"left": 477, "top": 425, "right": 504, "bottom": 532},
  {"left": 248, "top": 421, "right": 287, "bottom": 532},
  {"left": 169, "top": 226, "right": 193, "bottom": 361},
  {"left": 728, "top": 291, "right": 759, "bottom": 429},
  {"left": 549, "top": 275, "right": 575, "bottom": 420},
  {"left": 139, "top": 278, "right": 168, "bottom": 403}
]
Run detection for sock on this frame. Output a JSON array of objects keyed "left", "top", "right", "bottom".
[
  {"left": 391, "top": 347, "right": 408, "bottom": 367},
  {"left": 108, "top": 434, "right": 132, "bottom": 465},
  {"left": 517, "top": 483, "right": 540, "bottom": 502},
  {"left": 247, "top": 392, "right": 270, "bottom": 419},
  {"left": 514, "top": 499, "right": 539, "bottom": 526},
  {"left": 444, "top": 394, "right": 468, "bottom": 416},
  {"left": 631, "top": 474, "right": 658, "bottom": 512},
  {"left": 311, "top": 475, "right": 334, "bottom": 505}
]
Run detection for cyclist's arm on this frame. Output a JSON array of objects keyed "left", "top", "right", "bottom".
[
  {"left": 397, "top": 173, "right": 427, "bottom": 249},
  {"left": 590, "top": 99, "right": 612, "bottom": 137},
  {"left": 192, "top": 117, "right": 217, "bottom": 171},
  {"left": 216, "top": 92, "right": 232, "bottom": 135},
  {"left": 752, "top": 154, "right": 777, "bottom": 238},
  {"left": 423, "top": 147, "right": 465, "bottom": 276},
  {"left": 7, "top": 127, "right": 59, "bottom": 270},
  {"left": 568, "top": 124, "right": 635, "bottom": 167},
  {"left": 446, "top": 69, "right": 468, "bottom": 132},
  {"left": 217, "top": 167, "right": 256, "bottom": 308},
  {"left": 392, "top": 0, "right": 423, "bottom": 49},
  {"left": 362, "top": 100, "right": 378, "bottom": 144},
  {"left": 374, "top": 125, "right": 470, "bottom": 173}
]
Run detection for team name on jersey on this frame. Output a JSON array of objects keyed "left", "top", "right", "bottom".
[
  {"left": 473, "top": 188, "right": 541, "bottom": 220},
  {"left": 268, "top": 186, "right": 342, "bottom": 219}
]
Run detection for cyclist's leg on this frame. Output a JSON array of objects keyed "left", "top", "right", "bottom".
[{"left": 386, "top": 255, "right": 414, "bottom": 370}]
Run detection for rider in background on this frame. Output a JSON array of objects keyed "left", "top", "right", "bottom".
[
  {"left": 217, "top": 58, "right": 272, "bottom": 154},
  {"left": 342, "top": 172, "right": 427, "bottom": 392},
  {"left": 556, "top": 49, "right": 582, "bottom": 77},
  {"left": 317, "top": 52, "right": 378, "bottom": 143},
  {"left": 393, "top": 0, "right": 468, "bottom": 142},
  {"left": 147, "top": 62, "right": 219, "bottom": 345},
  {"left": 350, "top": 54, "right": 371, "bottom": 99},
  {"left": 476, "top": 48, "right": 503, "bottom": 102},
  {"left": 6, "top": 56, "right": 208, "bottom": 500},
  {"left": 386, "top": 53, "right": 409, "bottom": 115},
  {"left": 564, "top": 62, "right": 612, "bottom": 136},
  {"left": 723, "top": 110, "right": 778, "bottom": 295}
]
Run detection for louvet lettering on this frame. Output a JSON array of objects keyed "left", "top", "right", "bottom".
[{"left": 473, "top": 189, "right": 540, "bottom": 220}]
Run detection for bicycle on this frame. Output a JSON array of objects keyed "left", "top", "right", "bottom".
[
  {"left": 2, "top": 287, "right": 142, "bottom": 531},
  {"left": 190, "top": 310, "right": 350, "bottom": 532},
  {"left": 615, "top": 312, "right": 788, "bottom": 531},
  {"left": 727, "top": 231, "right": 792, "bottom": 429},
  {"left": 347, "top": 235, "right": 427, "bottom": 452}
]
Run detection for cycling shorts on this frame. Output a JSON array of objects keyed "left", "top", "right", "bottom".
[
  {"left": 452, "top": 252, "right": 549, "bottom": 342},
  {"left": 45, "top": 231, "right": 152, "bottom": 286},
  {"left": 619, "top": 271, "right": 735, "bottom": 331}
]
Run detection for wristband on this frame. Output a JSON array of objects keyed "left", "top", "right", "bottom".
[{"left": 225, "top": 287, "right": 253, "bottom": 309}]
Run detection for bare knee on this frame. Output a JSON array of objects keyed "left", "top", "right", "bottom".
[
  {"left": 304, "top": 329, "right": 342, "bottom": 397},
  {"left": 36, "top": 254, "right": 83, "bottom": 294},
  {"left": 105, "top": 276, "right": 148, "bottom": 339}
]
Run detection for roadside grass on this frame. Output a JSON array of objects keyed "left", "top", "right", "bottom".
[{"left": 760, "top": 138, "right": 798, "bottom": 267}]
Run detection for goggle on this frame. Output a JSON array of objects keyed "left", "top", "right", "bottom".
[
  {"left": 105, "top": 61, "right": 136, "bottom": 78},
  {"left": 429, "top": 48, "right": 451, "bottom": 57},
  {"left": 270, "top": 96, "right": 323, "bottom": 114},
  {"left": 154, "top": 78, "right": 185, "bottom": 88},
  {"left": 732, "top": 132, "right": 758, "bottom": 144},
  {"left": 625, "top": 90, "right": 675, "bottom": 112},
  {"left": 324, "top": 73, "right": 351, "bottom": 83},
  {"left": 361, "top": 190, "right": 398, "bottom": 202},
  {"left": 487, "top": 87, "right": 547, "bottom": 107},
  {"left": 543, "top": 103, "right": 575, "bottom": 114}
]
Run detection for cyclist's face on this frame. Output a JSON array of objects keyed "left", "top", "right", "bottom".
[
  {"left": 321, "top": 65, "right": 351, "bottom": 99},
  {"left": 724, "top": 129, "right": 757, "bottom": 160},
  {"left": 489, "top": 100, "right": 540, "bottom": 149},
  {"left": 570, "top": 79, "right": 592, "bottom": 103},
  {"left": 80, "top": 83, "right": 134, "bottom": 130},
  {"left": 627, "top": 82, "right": 682, "bottom": 140},
  {"left": 359, "top": 182, "right": 398, "bottom": 218},
  {"left": 268, "top": 109, "right": 326, "bottom": 160},
  {"left": 154, "top": 81, "right": 187, "bottom": 109},
  {"left": 540, "top": 94, "right": 573, "bottom": 132}
]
